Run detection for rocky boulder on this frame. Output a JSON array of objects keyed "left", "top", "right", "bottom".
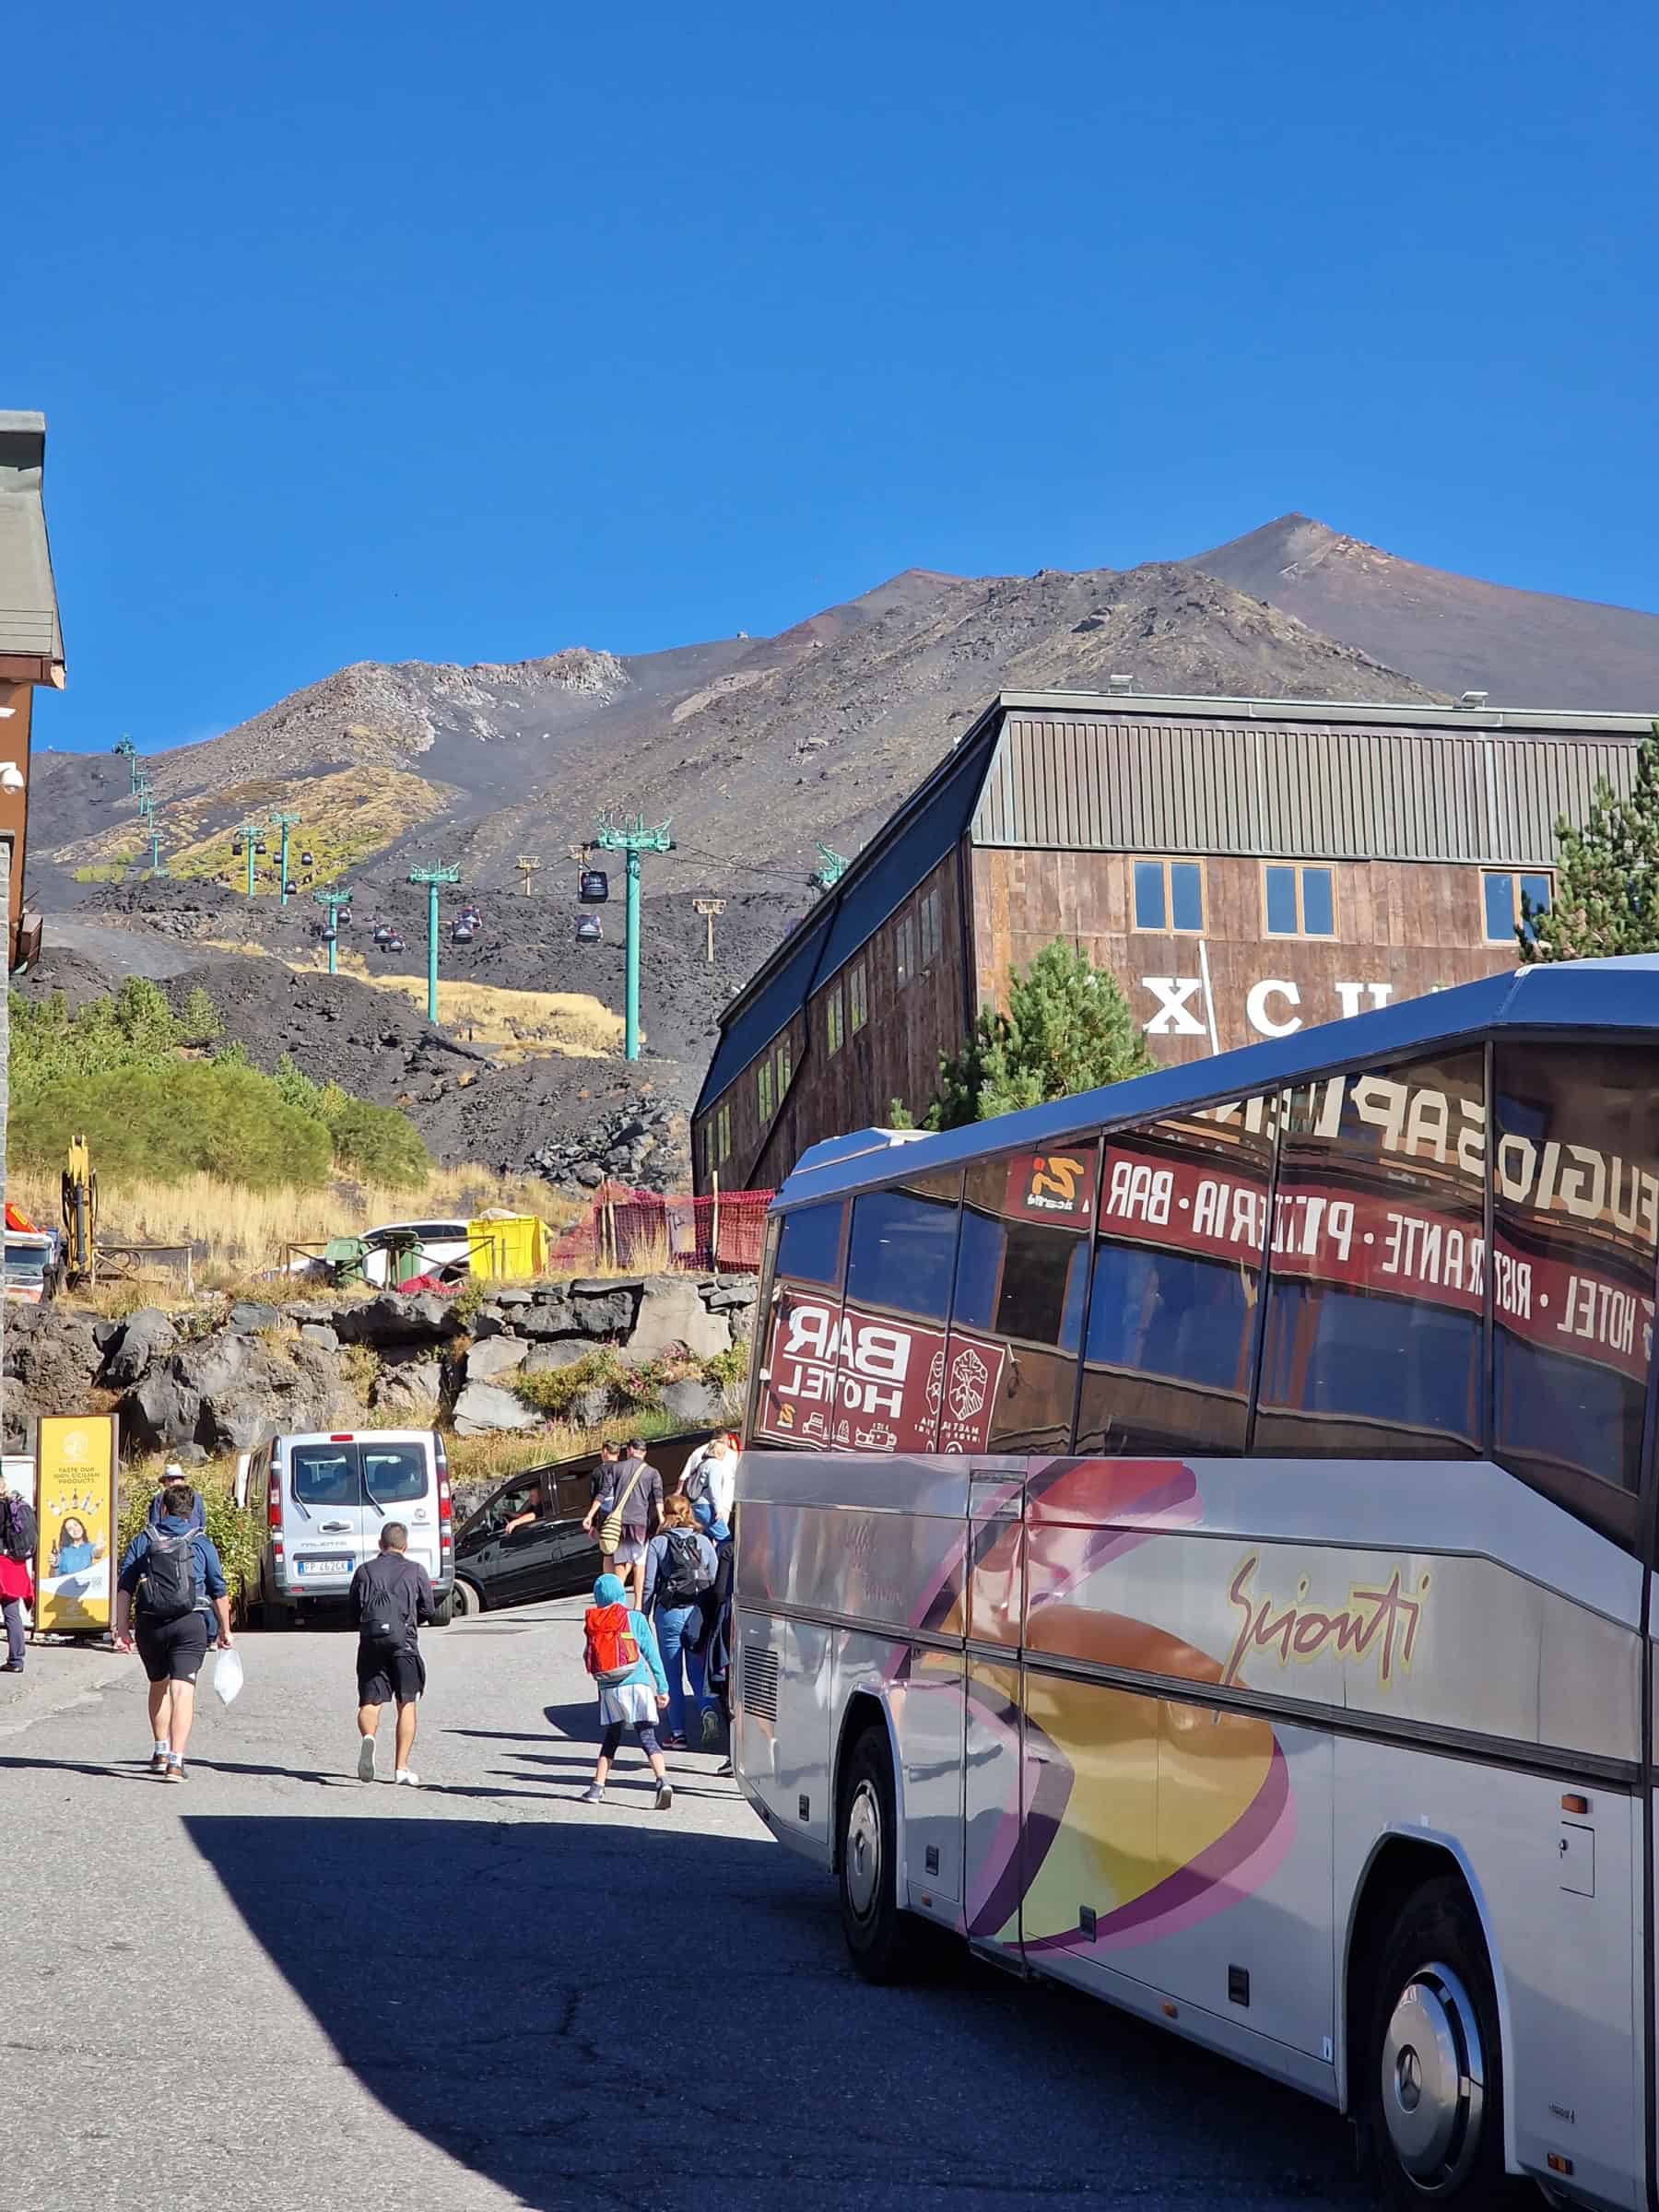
[
  {"left": 452, "top": 1381, "right": 538, "bottom": 1435},
  {"left": 465, "top": 1335, "right": 529, "bottom": 1383},
  {"left": 228, "top": 1300, "right": 281, "bottom": 1335},
  {"left": 101, "top": 1306, "right": 180, "bottom": 1385},
  {"left": 371, "top": 1353, "right": 443, "bottom": 1416},
  {"left": 659, "top": 1376, "right": 730, "bottom": 1429},
  {"left": 629, "top": 1277, "right": 731, "bottom": 1360},
  {"left": 335, "top": 1292, "right": 464, "bottom": 1347}
]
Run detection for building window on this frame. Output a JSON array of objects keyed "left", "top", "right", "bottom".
[
  {"left": 919, "top": 884, "right": 942, "bottom": 966},
  {"left": 776, "top": 1034, "right": 792, "bottom": 1093},
  {"left": 716, "top": 1101, "right": 732, "bottom": 1165},
  {"left": 1483, "top": 869, "right": 1551, "bottom": 945},
  {"left": 848, "top": 961, "right": 868, "bottom": 1033},
  {"left": 895, "top": 911, "right": 914, "bottom": 989},
  {"left": 1132, "top": 858, "right": 1204, "bottom": 934},
  {"left": 758, "top": 1060, "right": 773, "bottom": 1120},
  {"left": 1263, "top": 862, "right": 1335, "bottom": 937},
  {"left": 826, "top": 984, "right": 845, "bottom": 1055}
]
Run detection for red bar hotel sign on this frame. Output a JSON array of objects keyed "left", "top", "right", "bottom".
[{"left": 758, "top": 1288, "right": 1008, "bottom": 1453}]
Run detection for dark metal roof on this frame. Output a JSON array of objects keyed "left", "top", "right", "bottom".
[
  {"left": 774, "top": 954, "right": 1659, "bottom": 1211},
  {"left": 695, "top": 900, "right": 833, "bottom": 1113},
  {"left": 0, "top": 412, "right": 63, "bottom": 669},
  {"left": 695, "top": 699, "right": 1004, "bottom": 1116}
]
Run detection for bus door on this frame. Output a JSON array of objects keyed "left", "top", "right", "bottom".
[{"left": 963, "top": 1466, "right": 1030, "bottom": 1959}]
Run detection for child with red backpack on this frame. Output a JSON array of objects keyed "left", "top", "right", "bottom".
[{"left": 582, "top": 1570, "right": 673, "bottom": 1810}]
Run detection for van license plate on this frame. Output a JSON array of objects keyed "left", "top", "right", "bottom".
[{"left": 297, "top": 1558, "right": 351, "bottom": 1575}]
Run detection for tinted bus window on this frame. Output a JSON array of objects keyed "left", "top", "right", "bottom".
[
  {"left": 945, "top": 1148, "right": 1095, "bottom": 1454},
  {"left": 752, "top": 1200, "right": 848, "bottom": 1445},
  {"left": 828, "top": 1173, "right": 964, "bottom": 1453},
  {"left": 1492, "top": 1045, "right": 1659, "bottom": 1545},
  {"left": 844, "top": 1182, "right": 960, "bottom": 1321},
  {"left": 1077, "top": 1102, "right": 1273, "bottom": 1455},
  {"left": 1254, "top": 1052, "right": 1486, "bottom": 1459},
  {"left": 774, "top": 1201, "right": 846, "bottom": 1288}
]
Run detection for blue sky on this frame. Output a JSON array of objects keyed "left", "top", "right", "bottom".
[{"left": 11, "top": 0, "right": 1656, "bottom": 753}]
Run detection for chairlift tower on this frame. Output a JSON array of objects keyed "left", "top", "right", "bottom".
[
  {"left": 236, "top": 821, "right": 263, "bottom": 899},
  {"left": 812, "top": 842, "right": 849, "bottom": 892},
  {"left": 268, "top": 810, "right": 301, "bottom": 908},
  {"left": 112, "top": 735, "right": 138, "bottom": 793},
  {"left": 515, "top": 855, "right": 542, "bottom": 897},
  {"left": 692, "top": 898, "right": 725, "bottom": 964},
  {"left": 594, "top": 812, "right": 673, "bottom": 1061},
  {"left": 312, "top": 885, "right": 353, "bottom": 975},
  {"left": 406, "top": 863, "right": 461, "bottom": 1022}
]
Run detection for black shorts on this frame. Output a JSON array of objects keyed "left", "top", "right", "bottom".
[
  {"left": 136, "top": 1612, "right": 210, "bottom": 1685},
  {"left": 357, "top": 1644, "right": 426, "bottom": 1708}
]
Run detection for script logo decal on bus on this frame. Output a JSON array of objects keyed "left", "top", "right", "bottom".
[
  {"left": 1006, "top": 1151, "right": 1094, "bottom": 1223},
  {"left": 1221, "top": 1553, "right": 1430, "bottom": 1692}
]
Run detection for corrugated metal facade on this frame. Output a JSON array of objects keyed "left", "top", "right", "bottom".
[{"left": 972, "top": 713, "right": 1643, "bottom": 865}]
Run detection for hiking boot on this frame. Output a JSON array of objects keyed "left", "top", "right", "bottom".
[
  {"left": 654, "top": 1782, "right": 674, "bottom": 1811},
  {"left": 700, "top": 1706, "right": 721, "bottom": 1750},
  {"left": 581, "top": 1783, "right": 606, "bottom": 1805},
  {"left": 357, "top": 1737, "right": 376, "bottom": 1783}
]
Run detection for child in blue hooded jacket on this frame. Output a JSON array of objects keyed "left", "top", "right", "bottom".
[{"left": 582, "top": 1571, "right": 674, "bottom": 1810}]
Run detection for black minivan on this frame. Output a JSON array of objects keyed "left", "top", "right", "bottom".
[{"left": 450, "top": 1430, "right": 718, "bottom": 1617}]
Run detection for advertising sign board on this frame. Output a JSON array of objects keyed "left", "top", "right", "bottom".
[{"left": 33, "top": 1414, "right": 118, "bottom": 1636}]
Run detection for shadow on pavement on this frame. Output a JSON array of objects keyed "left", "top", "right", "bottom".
[{"left": 183, "top": 1811, "right": 1371, "bottom": 2211}]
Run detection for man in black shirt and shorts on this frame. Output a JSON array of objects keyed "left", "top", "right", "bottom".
[{"left": 350, "top": 1521, "right": 434, "bottom": 1787}]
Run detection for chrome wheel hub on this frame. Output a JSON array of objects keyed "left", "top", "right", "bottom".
[
  {"left": 845, "top": 1780, "right": 882, "bottom": 1921},
  {"left": 1381, "top": 1962, "right": 1485, "bottom": 2194}
]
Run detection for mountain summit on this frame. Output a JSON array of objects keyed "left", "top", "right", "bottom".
[{"left": 1192, "top": 514, "right": 1659, "bottom": 710}]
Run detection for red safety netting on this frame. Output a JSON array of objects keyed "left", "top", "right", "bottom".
[{"left": 547, "top": 1182, "right": 773, "bottom": 1277}]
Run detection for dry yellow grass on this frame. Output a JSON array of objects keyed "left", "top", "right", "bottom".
[
  {"left": 7, "top": 1165, "right": 578, "bottom": 1276},
  {"left": 192, "top": 939, "right": 625, "bottom": 1059}
]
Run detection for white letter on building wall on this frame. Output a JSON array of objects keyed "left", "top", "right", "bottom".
[
  {"left": 1335, "top": 981, "right": 1395, "bottom": 1019},
  {"left": 1246, "top": 980, "right": 1302, "bottom": 1038},
  {"left": 1141, "top": 977, "right": 1206, "bottom": 1036}
]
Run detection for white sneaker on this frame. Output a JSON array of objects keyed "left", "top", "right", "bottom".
[
  {"left": 357, "top": 1737, "right": 376, "bottom": 1783},
  {"left": 394, "top": 1769, "right": 420, "bottom": 1787}
]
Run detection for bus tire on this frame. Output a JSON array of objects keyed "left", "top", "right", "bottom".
[
  {"left": 1363, "top": 1876, "right": 1519, "bottom": 2207},
  {"left": 837, "top": 1727, "right": 925, "bottom": 1985}
]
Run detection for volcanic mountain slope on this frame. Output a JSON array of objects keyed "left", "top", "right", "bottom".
[
  {"left": 1193, "top": 514, "right": 1659, "bottom": 711},
  {"left": 29, "top": 558, "right": 1434, "bottom": 904}
]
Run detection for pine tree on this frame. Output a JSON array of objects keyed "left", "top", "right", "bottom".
[
  {"left": 919, "top": 937, "right": 1153, "bottom": 1130},
  {"left": 1523, "top": 720, "right": 1659, "bottom": 961}
]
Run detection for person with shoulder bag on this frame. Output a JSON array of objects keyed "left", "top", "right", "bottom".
[
  {"left": 0, "top": 1477, "right": 38, "bottom": 1675},
  {"left": 582, "top": 1438, "right": 662, "bottom": 1610},
  {"left": 640, "top": 1492, "right": 717, "bottom": 1751}
]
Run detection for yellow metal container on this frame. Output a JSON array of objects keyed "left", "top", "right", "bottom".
[{"left": 467, "top": 1214, "right": 550, "bottom": 1280}]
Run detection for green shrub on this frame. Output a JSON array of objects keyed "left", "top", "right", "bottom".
[
  {"left": 10, "top": 1060, "right": 334, "bottom": 1190},
  {"left": 323, "top": 1094, "right": 429, "bottom": 1187},
  {"left": 513, "top": 1347, "right": 623, "bottom": 1418}
]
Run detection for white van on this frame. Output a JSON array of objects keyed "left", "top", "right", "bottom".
[
  {"left": 245, "top": 1430, "right": 455, "bottom": 1628},
  {"left": 360, "top": 1219, "right": 473, "bottom": 1288}
]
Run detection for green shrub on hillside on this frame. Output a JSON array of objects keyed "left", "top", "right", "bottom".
[
  {"left": 116, "top": 1465, "right": 265, "bottom": 1603},
  {"left": 7, "top": 991, "right": 427, "bottom": 1193},
  {"left": 11, "top": 1061, "right": 334, "bottom": 1190}
]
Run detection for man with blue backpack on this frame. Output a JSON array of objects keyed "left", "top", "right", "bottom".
[{"left": 114, "top": 1480, "right": 233, "bottom": 1782}]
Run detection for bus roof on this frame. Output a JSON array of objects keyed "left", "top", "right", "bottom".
[{"left": 775, "top": 953, "right": 1659, "bottom": 1213}]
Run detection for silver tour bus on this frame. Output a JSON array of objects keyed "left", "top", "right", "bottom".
[{"left": 733, "top": 954, "right": 1659, "bottom": 2210}]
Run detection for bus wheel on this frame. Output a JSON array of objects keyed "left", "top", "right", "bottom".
[
  {"left": 1364, "top": 1877, "right": 1517, "bottom": 2206},
  {"left": 838, "top": 1727, "right": 924, "bottom": 1985}
]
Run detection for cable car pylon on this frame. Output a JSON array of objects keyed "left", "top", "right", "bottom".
[{"left": 594, "top": 812, "right": 673, "bottom": 1061}]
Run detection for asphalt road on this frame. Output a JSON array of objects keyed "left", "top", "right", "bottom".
[{"left": 0, "top": 1605, "right": 1376, "bottom": 2211}]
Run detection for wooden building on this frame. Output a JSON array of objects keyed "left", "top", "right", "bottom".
[
  {"left": 692, "top": 688, "right": 1655, "bottom": 1194},
  {"left": 0, "top": 410, "right": 65, "bottom": 971}
]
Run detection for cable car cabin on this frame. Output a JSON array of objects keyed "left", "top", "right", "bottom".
[
  {"left": 254, "top": 839, "right": 267, "bottom": 854},
  {"left": 388, "top": 935, "right": 406, "bottom": 953},
  {"left": 232, "top": 840, "right": 244, "bottom": 858},
  {"left": 575, "top": 913, "right": 602, "bottom": 945},
  {"left": 451, "top": 923, "right": 474, "bottom": 944},
  {"left": 579, "top": 869, "right": 609, "bottom": 903},
  {"left": 322, "top": 927, "right": 336, "bottom": 945},
  {"left": 300, "top": 849, "right": 314, "bottom": 866},
  {"left": 372, "top": 925, "right": 393, "bottom": 945},
  {"left": 285, "top": 878, "right": 298, "bottom": 894}
]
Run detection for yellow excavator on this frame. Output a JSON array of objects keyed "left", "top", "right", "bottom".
[{"left": 61, "top": 1134, "right": 98, "bottom": 1286}]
